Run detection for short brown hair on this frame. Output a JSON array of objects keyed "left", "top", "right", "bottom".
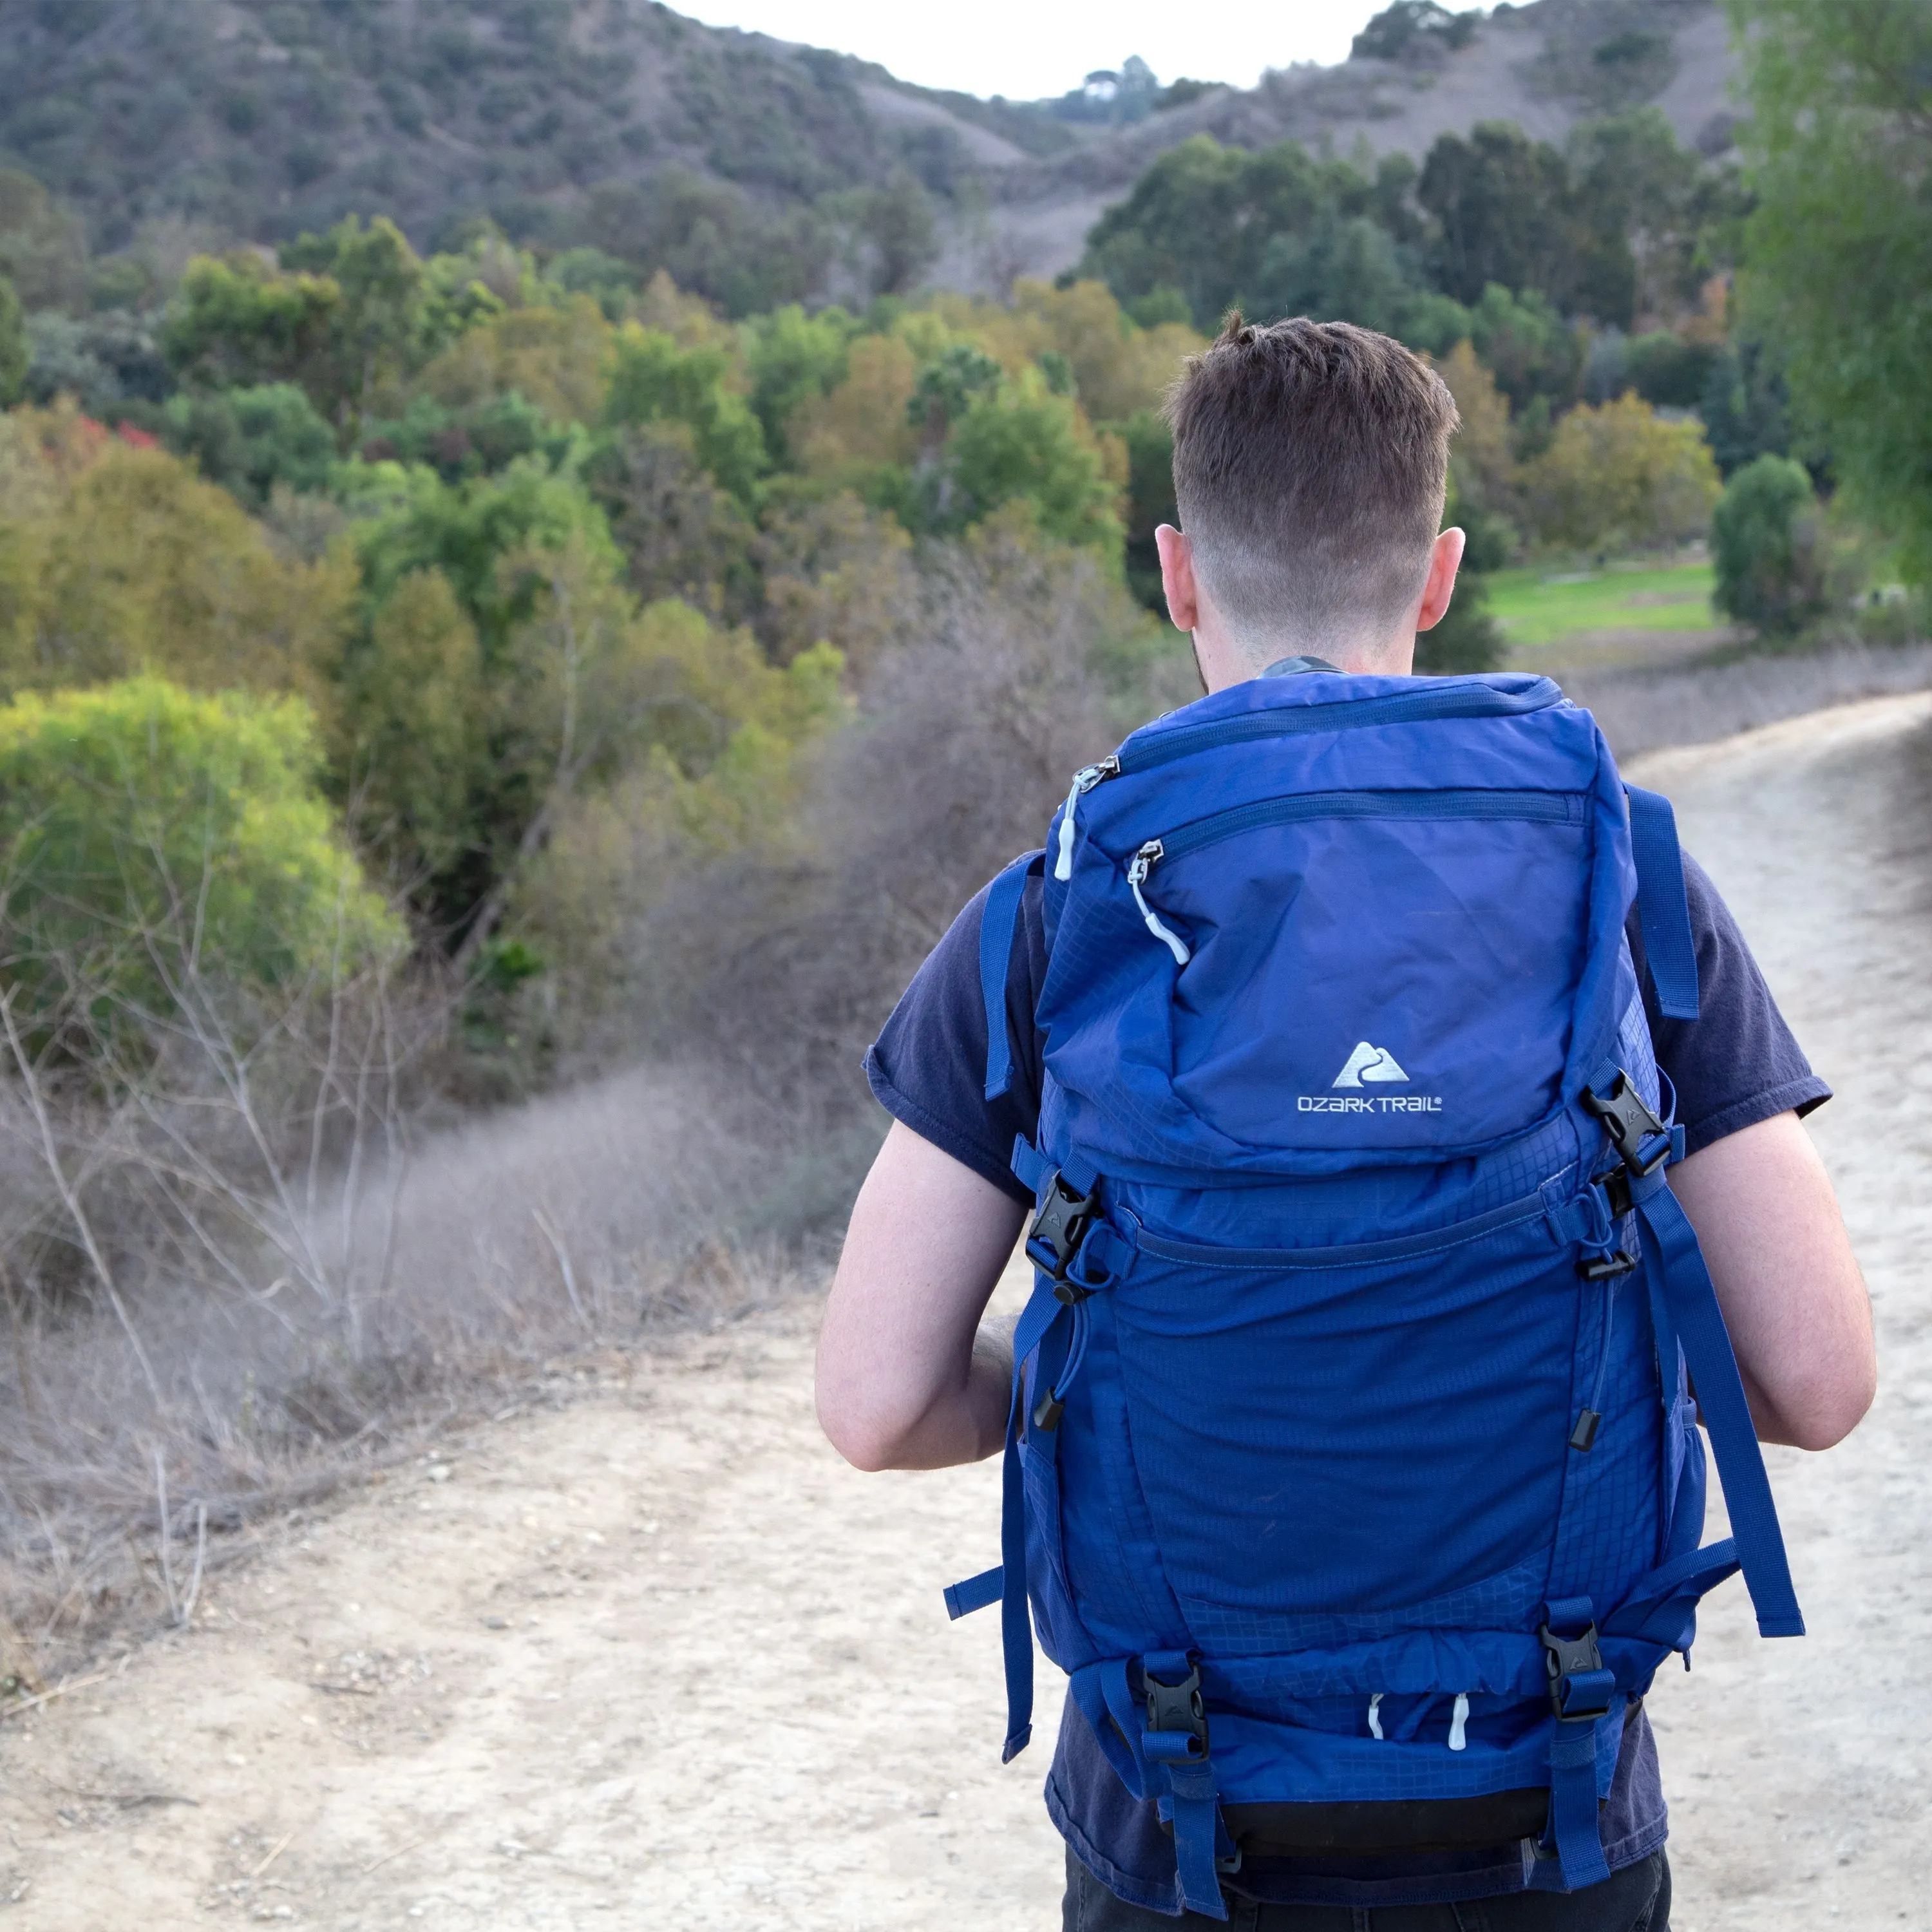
[{"left": 1164, "top": 314, "right": 1459, "bottom": 652}]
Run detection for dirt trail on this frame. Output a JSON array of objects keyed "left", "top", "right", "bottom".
[{"left": 1, "top": 693, "right": 1928, "bottom": 1931}]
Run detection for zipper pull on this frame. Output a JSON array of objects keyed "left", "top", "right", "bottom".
[
  {"left": 1054, "top": 756, "right": 1120, "bottom": 881},
  {"left": 1448, "top": 1692, "right": 1470, "bottom": 1751},
  {"left": 1126, "top": 840, "right": 1190, "bottom": 965}
]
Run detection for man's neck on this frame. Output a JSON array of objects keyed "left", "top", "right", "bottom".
[{"left": 1194, "top": 629, "right": 1415, "bottom": 692}]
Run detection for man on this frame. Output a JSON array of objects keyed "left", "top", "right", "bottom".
[{"left": 817, "top": 317, "right": 1875, "bottom": 1927}]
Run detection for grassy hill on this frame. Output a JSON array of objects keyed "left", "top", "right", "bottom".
[
  {"left": 0, "top": 0, "right": 1070, "bottom": 254},
  {"left": 0, "top": 0, "right": 1737, "bottom": 292}
]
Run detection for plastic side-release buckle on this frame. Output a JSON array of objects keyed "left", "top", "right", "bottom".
[
  {"left": 1582, "top": 1070, "right": 1671, "bottom": 1179},
  {"left": 1144, "top": 1660, "right": 1209, "bottom": 1759},
  {"left": 1026, "top": 1169, "right": 1097, "bottom": 1292},
  {"left": 1539, "top": 1622, "right": 1615, "bottom": 1721}
]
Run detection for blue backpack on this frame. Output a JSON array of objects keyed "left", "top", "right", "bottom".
[{"left": 946, "top": 668, "right": 1801, "bottom": 1916}]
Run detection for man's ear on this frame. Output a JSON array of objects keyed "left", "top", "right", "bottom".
[
  {"left": 1415, "top": 527, "right": 1468, "bottom": 632},
  {"left": 1155, "top": 524, "right": 1198, "bottom": 634}
]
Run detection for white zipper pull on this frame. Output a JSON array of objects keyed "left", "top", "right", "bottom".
[
  {"left": 1448, "top": 1692, "right": 1470, "bottom": 1751},
  {"left": 1054, "top": 756, "right": 1120, "bottom": 880},
  {"left": 1367, "top": 1693, "right": 1384, "bottom": 1741},
  {"left": 1128, "top": 842, "right": 1190, "bottom": 965}
]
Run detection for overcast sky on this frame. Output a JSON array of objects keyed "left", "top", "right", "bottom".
[{"left": 673, "top": 2, "right": 1485, "bottom": 102}]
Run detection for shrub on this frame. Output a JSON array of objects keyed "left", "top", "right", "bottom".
[
  {"left": 1710, "top": 454, "right": 1828, "bottom": 636},
  {"left": 0, "top": 677, "right": 400, "bottom": 1049},
  {"left": 1524, "top": 393, "right": 1720, "bottom": 554}
]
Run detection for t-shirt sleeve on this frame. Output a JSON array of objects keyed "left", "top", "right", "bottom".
[
  {"left": 871, "top": 851, "right": 1825, "bottom": 1194},
  {"left": 864, "top": 875, "right": 1047, "bottom": 1206},
  {"left": 1633, "top": 850, "right": 1832, "bottom": 1156}
]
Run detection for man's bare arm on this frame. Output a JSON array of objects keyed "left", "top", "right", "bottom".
[
  {"left": 819, "top": 1111, "right": 1875, "bottom": 1468},
  {"left": 1670, "top": 1110, "right": 1875, "bottom": 1450},
  {"left": 817, "top": 1122, "right": 1027, "bottom": 1472}
]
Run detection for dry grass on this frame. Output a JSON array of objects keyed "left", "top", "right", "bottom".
[
  {"left": 1564, "top": 641, "right": 1932, "bottom": 758},
  {"left": 0, "top": 1061, "right": 819, "bottom": 1692}
]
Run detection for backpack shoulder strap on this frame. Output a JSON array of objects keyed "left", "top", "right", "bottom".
[
  {"left": 980, "top": 849, "right": 1045, "bottom": 1102},
  {"left": 1625, "top": 784, "right": 1700, "bottom": 1021}
]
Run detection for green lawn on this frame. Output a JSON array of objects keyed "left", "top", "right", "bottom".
[{"left": 1484, "top": 558, "right": 1726, "bottom": 649}]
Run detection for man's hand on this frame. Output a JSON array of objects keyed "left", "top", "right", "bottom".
[
  {"left": 817, "top": 1122, "right": 1025, "bottom": 1472},
  {"left": 1671, "top": 1110, "right": 1875, "bottom": 1450}
]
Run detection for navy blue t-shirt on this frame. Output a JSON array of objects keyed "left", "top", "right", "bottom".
[{"left": 865, "top": 783, "right": 1829, "bottom": 1913}]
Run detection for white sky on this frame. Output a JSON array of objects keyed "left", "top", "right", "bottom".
[{"left": 672, "top": 2, "right": 1485, "bottom": 101}]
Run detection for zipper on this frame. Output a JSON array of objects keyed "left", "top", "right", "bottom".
[
  {"left": 1125, "top": 790, "right": 1583, "bottom": 966},
  {"left": 1050, "top": 683, "right": 1559, "bottom": 881},
  {"left": 1054, "top": 756, "right": 1120, "bottom": 879},
  {"left": 1146, "top": 788, "right": 1582, "bottom": 869},
  {"left": 1119, "top": 683, "right": 1562, "bottom": 777},
  {"left": 1127, "top": 840, "right": 1191, "bottom": 963}
]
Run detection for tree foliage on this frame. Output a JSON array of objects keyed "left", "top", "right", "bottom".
[
  {"left": 1524, "top": 393, "right": 1721, "bottom": 554},
  {"left": 1730, "top": 0, "right": 1932, "bottom": 581},
  {"left": 1710, "top": 454, "right": 1828, "bottom": 635},
  {"left": 0, "top": 677, "right": 399, "bottom": 1046}
]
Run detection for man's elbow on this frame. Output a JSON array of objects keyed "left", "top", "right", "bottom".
[
  {"left": 1773, "top": 1357, "right": 1878, "bottom": 1452},
  {"left": 815, "top": 1385, "right": 914, "bottom": 1472}
]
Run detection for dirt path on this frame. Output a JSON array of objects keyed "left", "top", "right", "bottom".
[{"left": 1, "top": 694, "right": 1927, "bottom": 1931}]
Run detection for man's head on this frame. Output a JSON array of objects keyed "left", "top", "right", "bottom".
[{"left": 1157, "top": 314, "right": 1463, "bottom": 684}]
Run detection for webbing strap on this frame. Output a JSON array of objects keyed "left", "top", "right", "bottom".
[
  {"left": 943, "top": 1566, "right": 1003, "bottom": 1621},
  {"left": 1633, "top": 1173, "right": 1804, "bottom": 1638},
  {"left": 1548, "top": 1719, "right": 1611, "bottom": 1889},
  {"left": 997, "top": 1401, "right": 1032, "bottom": 1761},
  {"left": 998, "top": 1274, "right": 1076, "bottom": 1761},
  {"left": 1067, "top": 1660, "right": 1147, "bottom": 1799},
  {"left": 1625, "top": 786, "right": 1700, "bottom": 1021},
  {"left": 980, "top": 851, "right": 1043, "bottom": 1101},
  {"left": 1153, "top": 1749, "right": 1226, "bottom": 1919}
]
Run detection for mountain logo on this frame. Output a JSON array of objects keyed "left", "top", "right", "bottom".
[{"left": 1332, "top": 1041, "right": 1410, "bottom": 1088}]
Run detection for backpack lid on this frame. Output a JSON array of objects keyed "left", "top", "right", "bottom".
[{"left": 1036, "top": 672, "right": 1638, "bottom": 1180}]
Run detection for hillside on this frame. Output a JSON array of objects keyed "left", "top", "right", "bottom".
[
  {"left": 0, "top": 0, "right": 1063, "bottom": 256},
  {"left": 951, "top": 0, "right": 1741, "bottom": 289},
  {"left": 0, "top": 0, "right": 1739, "bottom": 292}
]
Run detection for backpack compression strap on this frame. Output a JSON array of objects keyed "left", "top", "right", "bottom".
[
  {"left": 1629, "top": 1161, "right": 1805, "bottom": 1638},
  {"left": 980, "top": 851, "right": 1045, "bottom": 1101},
  {"left": 1624, "top": 785, "right": 1700, "bottom": 1021}
]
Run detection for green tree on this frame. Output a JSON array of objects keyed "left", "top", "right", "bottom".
[
  {"left": 0, "top": 273, "right": 24, "bottom": 408},
  {"left": 161, "top": 253, "right": 343, "bottom": 408},
  {"left": 162, "top": 382, "right": 337, "bottom": 507},
  {"left": 0, "top": 677, "right": 399, "bottom": 1049},
  {"left": 8, "top": 439, "right": 354, "bottom": 702},
  {"left": 1710, "top": 454, "right": 1828, "bottom": 634},
  {"left": 741, "top": 303, "right": 858, "bottom": 468},
  {"left": 603, "top": 325, "right": 767, "bottom": 504},
  {"left": 1729, "top": 0, "right": 1932, "bottom": 580},
  {"left": 1079, "top": 135, "right": 1418, "bottom": 330},
  {"left": 936, "top": 386, "right": 1124, "bottom": 553},
  {"left": 164, "top": 218, "right": 446, "bottom": 442},
  {"left": 1524, "top": 393, "right": 1721, "bottom": 554}
]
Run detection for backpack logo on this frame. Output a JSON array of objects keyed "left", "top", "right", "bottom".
[{"left": 1332, "top": 1041, "right": 1409, "bottom": 1088}]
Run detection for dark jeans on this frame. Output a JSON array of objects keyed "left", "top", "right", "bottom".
[{"left": 1063, "top": 1848, "right": 1671, "bottom": 1932}]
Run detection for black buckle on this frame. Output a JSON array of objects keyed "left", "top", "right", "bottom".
[
  {"left": 1599, "top": 1165, "right": 1634, "bottom": 1220},
  {"left": 1582, "top": 1071, "right": 1669, "bottom": 1178},
  {"left": 1578, "top": 1248, "right": 1637, "bottom": 1282},
  {"left": 1539, "top": 1622, "right": 1613, "bottom": 1721},
  {"left": 1027, "top": 1170, "right": 1097, "bottom": 1285},
  {"left": 1144, "top": 1662, "right": 1209, "bottom": 1757}
]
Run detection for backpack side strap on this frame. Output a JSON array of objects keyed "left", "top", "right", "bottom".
[
  {"left": 980, "top": 850, "right": 1046, "bottom": 1101},
  {"left": 1625, "top": 785, "right": 1700, "bottom": 1021},
  {"left": 1629, "top": 1163, "right": 1805, "bottom": 1638}
]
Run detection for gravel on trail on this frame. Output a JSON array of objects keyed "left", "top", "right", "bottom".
[{"left": 0, "top": 692, "right": 1925, "bottom": 1930}]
